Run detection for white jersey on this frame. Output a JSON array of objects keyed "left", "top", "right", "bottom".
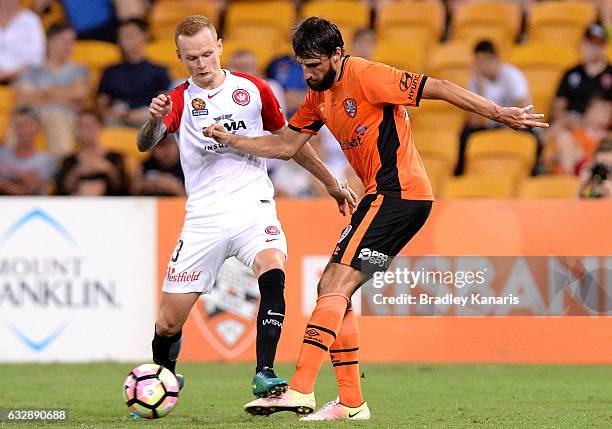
[{"left": 163, "top": 71, "right": 286, "bottom": 217}]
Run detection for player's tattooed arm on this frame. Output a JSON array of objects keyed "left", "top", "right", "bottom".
[
  {"left": 138, "top": 93, "right": 173, "bottom": 152},
  {"left": 137, "top": 119, "right": 167, "bottom": 152},
  {"left": 422, "top": 78, "right": 549, "bottom": 130}
]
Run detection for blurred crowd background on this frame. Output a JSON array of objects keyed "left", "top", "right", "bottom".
[{"left": 0, "top": 0, "right": 610, "bottom": 199}]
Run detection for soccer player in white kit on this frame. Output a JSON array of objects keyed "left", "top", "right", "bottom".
[{"left": 136, "top": 16, "right": 357, "bottom": 398}]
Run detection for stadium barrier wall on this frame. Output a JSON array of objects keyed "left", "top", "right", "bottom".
[
  {"left": 158, "top": 199, "right": 612, "bottom": 365},
  {"left": 0, "top": 198, "right": 157, "bottom": 362},
  {"left": 1, "top": 198, "right": 610, "bottom": 363}
]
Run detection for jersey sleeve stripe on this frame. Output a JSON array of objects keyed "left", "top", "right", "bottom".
[
  {"left": 415, "top": 76, "right": 428, "bottom": 107},
  {"left": 162, "top": 81, "right": 189, "bottom": 134},
  {"left": 288, "top": 121, "right": 323, "bottom": 135}
]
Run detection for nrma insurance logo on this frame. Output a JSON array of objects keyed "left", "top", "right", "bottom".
[{"left": 0, "top": 208, "right": 118, "bottom": 354}]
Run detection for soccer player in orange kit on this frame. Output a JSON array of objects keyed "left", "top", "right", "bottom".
[{"left": 204, "top": 17, "right": 549, "bottom": 421}]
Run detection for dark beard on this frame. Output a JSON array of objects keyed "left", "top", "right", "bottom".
[{"left": 306, "top": 67, "right": 337, "bottom": 92}]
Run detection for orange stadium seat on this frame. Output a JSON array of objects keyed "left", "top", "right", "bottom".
[
  {"left": 413, "top": 129, "right": 459, "bottom": 196},
  {"left": 145, "top": 41, "right": 187, "bottom": 81},
  {"left": 519, "top": 175, "right": 580, "bottom": 198},
  {"left": 0, "top": 86, "right": 14, "bottom": 141},
  {"left": 413, "top": 129, "right": 459, "bottom": 170},
  {"left": 301, "top": 0, "right": 370, "bottom": 44},
  {"left": 409, "top": 99, "right": 467, "bottom": 136},
  {"left": 465, "top": 130, "right": 538, "bottom": 186},
  {"left": 509, "top": 43, "right": 579, "bottom": 118},
  {"left": 427, "top": 41, "right": 472, "bottom": 88},
  {"left": 443, "top": 174, "right": 515, "bottom": 198},
  {"left": 0, "top": 86, "right": 14, "bottom": 117},
  {"left": 150, "top": 0, "right": 219, "bottom": 41},
  {"left": 225, "top": 1, "right": 296, "bottom": 46},
  {"left": 420, "top": 155, "right": 450, "bottom": 197},
  {"left": 376, "top": 0, "right": 445, "bottom": 47},
  {"left": 0, "top": 114, "right": 8, "bottom": 141},
  {"left": 374, "top": 26, "right": 433, "bottom": 54},
  {"left": 451, "top": 1, "right": 521, "bottom": 58},
  {"left": 528, "top": 1, "right": 597, "bottom": 47},
  {"left": 372, "top": 39, "right": 426, "bottom": 73},
  {"left": 220, "top": 39, "right": 280, "bottom": 75},
  {"left": 71, "top": 41, "right": 122, "bottom": 91},
  {"left": 99, "top": 127, "right": 148, "bottom": 161},
  {"left": 71, "top": 40, "right": 121, "bottom": 72}
]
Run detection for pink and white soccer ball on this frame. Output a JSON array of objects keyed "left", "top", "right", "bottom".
[{"left": 123, "top": 363, "right": 180, "bottom": 419}]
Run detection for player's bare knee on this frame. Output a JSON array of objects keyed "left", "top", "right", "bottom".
[
  {"left": 253, "top": 249, "right": 285, "bottom": 277},
  {"left": 317, "top": 277, "right": 352, "bottom": 298},
  {"left": 155, "top": 318, "right": 182, "bottom": 337},
  {"left": 317, "top": 263, "right": 362, "bottom": 298}
]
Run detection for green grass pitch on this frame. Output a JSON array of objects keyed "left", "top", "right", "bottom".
[{"left": 0, "top": 362, "right": 610, "bottom": 428}]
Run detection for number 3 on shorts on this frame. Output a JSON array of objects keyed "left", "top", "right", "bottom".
[{"left": 171, "top": 239, "right": 184, "bottom": 262}]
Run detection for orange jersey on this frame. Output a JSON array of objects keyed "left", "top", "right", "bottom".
[{"left": 289, "top": 56, "right": 433, "bottom": 200}]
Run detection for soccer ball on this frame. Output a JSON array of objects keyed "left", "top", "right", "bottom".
[{"left": 123, "top": 363, "right": 180, "bottom": 419}]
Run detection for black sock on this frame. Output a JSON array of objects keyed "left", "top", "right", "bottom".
[
  {"left": 152, "top": 330, "right": 182, "bottom": 373},
  {"left": 256, "top": 269, "right": 285, "bottom": 373}
]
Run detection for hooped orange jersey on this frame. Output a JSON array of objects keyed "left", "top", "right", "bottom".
[{"left": 289, "top": 56, "right": 433, "bottom": 200}]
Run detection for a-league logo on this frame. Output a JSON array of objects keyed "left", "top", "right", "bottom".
[{"left": 191, "top": 98, "right": 208, "bottom": 116}]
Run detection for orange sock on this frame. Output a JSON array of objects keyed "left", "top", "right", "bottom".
[
  {"left": 330, "top": 307, "right": 363, "bottom": 407},
  {"left": 289, "top": 294, "right": 349, "bottom": 394}
]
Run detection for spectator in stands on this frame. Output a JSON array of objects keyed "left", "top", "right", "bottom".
[
  {"left": 227, "top": 49, "right": 287, "bottom": 114},
  {"left": 455, "top": 40, "right": 532, "bottom": 174},
  {"left": 56, "top": 110, "right": 128, "bottom": 195},
  {"left": 578, "top": 138, "right": 612, "bottom": 199},
  {"left": 551, "top": 23, "right": 611, "bottom": 128},
  {"left": 0, "top": 107, "right": 57, "bottom": 195},
  {"left": 97, "top": 18, "right": 171, "bottom": 128},
  {"left": 351, "top": 28, "right": 376, "bottom": 60},
  {"left": 551, "top": 97, "right": 611, "bottom": 175},
  {"left": 131, "top": 134, "right": 185, "bottom": 197},
  {"left": 0, "top": 0, "right": 45, "bottom": 84},
  {"left": 14, "top": 22, "right": 89, "bottom": 159}
]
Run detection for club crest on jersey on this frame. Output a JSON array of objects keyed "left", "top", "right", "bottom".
[
  {"left": 191, "top": 98, "right": 208, "bottom": 116},
  {"left": 338, "top": 225, "right": 352, "bottom": 243},
  {"left": 193, "top": 259, "right": 260, "bottom": 358},
  {"left": 343, "top": 98, "right": 357, "bottom": 118},
  {"left": 232, "top": 89, "right": 250, "bottom": 106},
  {"left": 265, "top": 226, "right": 280, "bottom": 235}
]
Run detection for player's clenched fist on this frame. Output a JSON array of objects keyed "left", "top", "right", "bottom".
[
  {"left": 149, "top": 94, "right": 172, "bottom": 119},
  {"left": 203, "top": 123, "right": 233, "bottom": 145}
]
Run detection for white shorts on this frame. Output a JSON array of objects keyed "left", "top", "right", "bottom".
[{"left": 162, "top": 200, "right": 287, "bottom": 294}]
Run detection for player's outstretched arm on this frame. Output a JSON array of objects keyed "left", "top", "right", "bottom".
[
  {"left": 203, "top": 123, "right": 310, "bottom": 160},
  {"left": 293, "top": 142, "right": 358, "bottom": 215},
  {"left": 421, "top": 78, "right": 549, "bottom": 130},
  {"left": 137, "top": 94, "right": 172, "bottom": 152}
]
